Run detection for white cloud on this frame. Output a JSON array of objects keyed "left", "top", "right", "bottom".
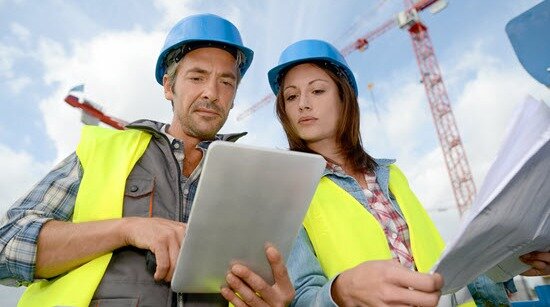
[
  {"left": 385, "top": 83, "right": 431, "bottom": 156},
  {"left": 152, "top": 0, "right": 200, "bottom": 29},
  {"left": 406, "top": 147, "right": 454, "bottom": 209},
  {"left": 1, "top": 22, "right": 33, "bottom": 82},
  {"left": 0, "top": 44, "right": 33, "bottom": 94},
  {"left": 447, "top": 40, "right": 499, "bottom": 79},
  {"left": 360, "top": 63, "right": 436, "bottom": 162},
  {"left": 0, "top": 144, "right": 50, "bottom": 216},
  {"left": 37, "top": 30, "right": 173, "bottom": 162},
  {"left": 7, "top": 76, "right": 31, "bottom": 93},
  {"left": 1, "top": 24, "right": 34, "bottom": 96},
  {"left": 428, "top": 208, "right": 462, "bottom": 243},
  {"left": 360, "top": 86, "right": 456, "bottom": 212},
  {"left": 10, "top": 22, "right": 31, "bottom": 45},
  {"left": 0, "top": 45, "right": 19, "bottom": 79},
  {"left": 452, "top": 49, "right": 550, "bottom": 185}
]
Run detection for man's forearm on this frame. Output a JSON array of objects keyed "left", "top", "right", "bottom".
[{"left": 35, "top": 219, "right": 128, "bottom": 279}]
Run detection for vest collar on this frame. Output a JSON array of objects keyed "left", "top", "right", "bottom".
[
  {"left": 321, "top": 157, "right": 396, "bottom": 176},
  {"left": 125, "top": 119, "right": 248, "bottom": 149},
  {"left": 374, "top": 158, "right": 396, "bottom": 199}
]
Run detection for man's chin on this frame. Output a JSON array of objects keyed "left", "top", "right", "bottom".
[
  {"left": 189, "top": 126, "right": 223, "bottom": 140},
  {"left": 182, "top": 116, "right": 227, "bottom": 140}
]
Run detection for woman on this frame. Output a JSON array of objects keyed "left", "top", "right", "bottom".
[{"left": 267, "top": 39, "right": 528, "bottom": 306}]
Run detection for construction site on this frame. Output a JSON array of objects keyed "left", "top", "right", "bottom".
[{"left": 0, "top": 0, "right": 548, "bottom": 306}]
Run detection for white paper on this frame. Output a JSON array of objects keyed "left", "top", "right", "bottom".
[{"left": 432, "top": 96, "right": 550, "bottom": 294}]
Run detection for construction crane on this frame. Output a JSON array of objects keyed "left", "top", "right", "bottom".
[
  {"left": 64, "top": 84, "right": 128, "bottom": 130},
  {"left": 237, "top": 0, "right": 476, "bottom": 216}
]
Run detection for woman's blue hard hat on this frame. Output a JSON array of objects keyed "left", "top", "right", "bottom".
[{"left": 268, "top": 39, "right": 358, "bottom": 96}]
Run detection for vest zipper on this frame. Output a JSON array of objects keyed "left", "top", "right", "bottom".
[
  {"left": 154, "top": 132, "right": 185, "bottom": 306},
  {"left": 180, "top": 153, "right": 205, "bottom": 222},
  {"left": 153, "top": 131, "right": 203, "bottom": 307},
  {"left": 125, "top": 123, "right": 242, "bottom": 306}
]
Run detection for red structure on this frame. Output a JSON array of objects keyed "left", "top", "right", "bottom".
[
  {"left": 407, "top": 21, "right": 476, "bottom": 216},
  {"left": 64, "top": 94, "right": 127, "bottom": 130}
]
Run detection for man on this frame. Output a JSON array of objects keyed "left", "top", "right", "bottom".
[{"left": 0, "top": 14, "right": 294, "bottom": 307}]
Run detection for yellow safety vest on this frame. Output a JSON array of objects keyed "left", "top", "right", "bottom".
[
  {"left": 303, "top": 164, "right": 475, "bottom": 306},
  {"left": 19, "top": 126, "right": 151, "bottom": 307}
]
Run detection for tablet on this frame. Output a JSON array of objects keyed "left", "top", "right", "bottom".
[{"left": 171, "top": 141, "right": 325, "bottom": 293}]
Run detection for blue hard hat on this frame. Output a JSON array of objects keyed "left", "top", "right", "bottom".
[
  {"left": 268, "top": 39, "right": 358, "bottom": 95},
  {"left": 155, "top": 14, "right": 254, "bottom": 85},
  {"left": 506, "top": 0, "right": 550, "bottom": 87}
]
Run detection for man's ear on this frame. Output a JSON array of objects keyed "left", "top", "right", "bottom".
[{"left": 163, "top": 75, "right": 174, "bottom": 101}]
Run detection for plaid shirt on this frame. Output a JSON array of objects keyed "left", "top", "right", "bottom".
[
  {"left": 363, "top": 172, "right": 415, "bottom": 270},
  {"left": 0, "top": 154, "right": 81, "bottom": 286},
  {"left": 0, "top": 122, "right": 244, "bottom": 286},
  {"left": 327, "top": 163, "right": 414, "bottom": 270}
]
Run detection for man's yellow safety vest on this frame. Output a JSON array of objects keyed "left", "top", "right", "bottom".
[
  {"left": 18, "top": 126, "right": 151, "bottom": 307},
  {"left": 303, "top": 165, "right": 475, "bottom": 306}
]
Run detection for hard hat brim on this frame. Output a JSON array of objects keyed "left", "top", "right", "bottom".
[
  {"left": 155, "top": 39, "right": 254, "bottom": 85},
  {"left": 268, "top": 57, "right": 358, "bottom": 96}
]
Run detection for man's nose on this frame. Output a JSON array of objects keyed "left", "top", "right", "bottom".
[{"left": 201, "top": 78, "right": 219, "bottom": 102}]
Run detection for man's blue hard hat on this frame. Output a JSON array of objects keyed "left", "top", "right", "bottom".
[
  {"left": 155, "top": 14, "right": 254, "bottom": 85},
  {"left": 268, "top": 39, "right": 358, "bottom": 96}
]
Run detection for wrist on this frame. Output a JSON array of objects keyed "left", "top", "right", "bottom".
[
  {"left": 331, "top": 272, "right": 350, "bottom": 306},
  {"left": 118, "top": 217, "right": 135, "bottom": 246}
]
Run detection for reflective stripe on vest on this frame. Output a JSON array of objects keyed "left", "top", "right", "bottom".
[
  {"left": 303, "top": 164, "right": 475, "bottom": 307},
  {"left": 19, "top": 126, "right": 151, "bottom": 307}
]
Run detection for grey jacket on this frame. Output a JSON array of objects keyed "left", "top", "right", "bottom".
[{"left": 91, "top": 120, "right": 245, "bottom": 307}]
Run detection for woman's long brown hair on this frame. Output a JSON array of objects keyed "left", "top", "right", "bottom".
[{"left": 275, "top": 62, "right": 377, "bottom": 174}]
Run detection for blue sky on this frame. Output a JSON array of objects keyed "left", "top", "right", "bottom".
[{"left": 1, "top": 0, "right": 549, "bottom": 303}]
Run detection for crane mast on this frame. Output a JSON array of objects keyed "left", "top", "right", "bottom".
[{"left": 406, "top": 20, "right": 476, "bottom": 215}]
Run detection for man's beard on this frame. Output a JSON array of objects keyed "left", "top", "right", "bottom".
[{"left": 178, "top": 100, "right": 227, "bottom": 140}]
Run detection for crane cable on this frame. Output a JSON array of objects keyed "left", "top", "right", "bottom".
[{"left": 334, "top": 0, "right": 391, "bottom": 48}]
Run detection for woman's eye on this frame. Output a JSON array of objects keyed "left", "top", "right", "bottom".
[
  {"left": 312, "top": 89, "right": 325, "bottom": 95},
  {"left": 285, "top": 94, "right": 297, "bottom": 102}
]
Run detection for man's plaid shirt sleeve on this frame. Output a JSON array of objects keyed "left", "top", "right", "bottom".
[{"left": 0, "top": 153, "right": 82, "bottom": 286}]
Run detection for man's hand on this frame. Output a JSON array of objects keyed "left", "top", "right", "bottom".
[
  {"left": 35, "top": 217, "right": 185, "bottom": 280},
  {"left": 332, "top": 259, "right": 443, "bottom": 307},
  {"left": 520, "top": 251, "right": 550, "bottom": 276},
  {"left": 220, "top": 244, "right": 295, "bottom": 307},
  {"left": 123, "top": 217, "right": 186, "bottom": 282}
]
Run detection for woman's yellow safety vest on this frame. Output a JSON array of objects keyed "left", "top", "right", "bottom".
[
  {"left": 18, "top": 126, "right": 151, "bottom": 307},
  {"left": 303, "top": 165, "right": 475, "bottom": 307}
]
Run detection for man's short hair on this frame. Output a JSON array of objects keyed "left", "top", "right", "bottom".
[{"left": 164, "top": 43, "right": 245, "bottom": 91}]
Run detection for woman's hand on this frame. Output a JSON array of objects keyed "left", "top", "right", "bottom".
[
  {"left": 520, "top": 251, "right": 550, "bottom": 276},
  {"left": 221, "top": 244, "right": 295, "bottom": 306},
  {"left": 331, "top": 259, "right": 443, "bottom": 307}
]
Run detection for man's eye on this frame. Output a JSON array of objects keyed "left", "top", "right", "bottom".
[{"left": 222, "top": 80, "right": 235, "bottom": 87}]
